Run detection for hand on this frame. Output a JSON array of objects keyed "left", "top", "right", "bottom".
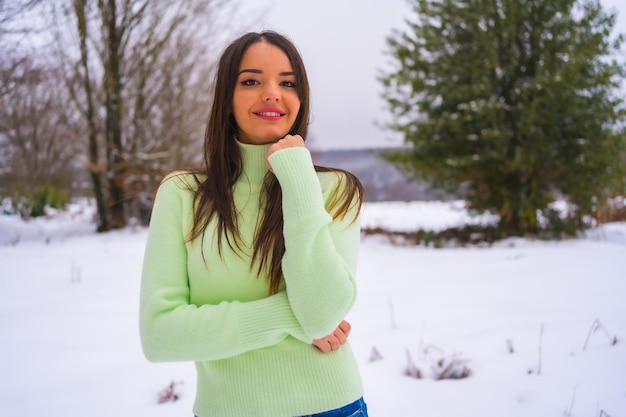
[
  {"left": 265, "top": 134, "right": 305, "bottom": 172},
  {"left": 312, "top": 320, "right": 351, "bottom": 353}
]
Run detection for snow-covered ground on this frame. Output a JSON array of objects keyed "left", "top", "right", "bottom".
[{"left": 1, "top": 200, "right": 624, "bottom": 417}]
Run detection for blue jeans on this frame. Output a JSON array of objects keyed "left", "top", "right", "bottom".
[
  {"left": 194, "top": 397, "right": 369, "bottom": 417},
  {"left": 297, "top": 397, "right": 368, "bottom": 417}
]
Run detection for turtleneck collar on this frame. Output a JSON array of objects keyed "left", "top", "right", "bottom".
[{"left": 236, "top": 139, "right": 272, "bottom": 184}]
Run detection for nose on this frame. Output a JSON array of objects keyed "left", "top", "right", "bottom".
[{"left": 263, "top": 83, "right": 280, "bottom": 102}]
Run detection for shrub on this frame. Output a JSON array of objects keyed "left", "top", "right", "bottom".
[{"left": 5, "top": 185, "right": 70, "bottom": 218}]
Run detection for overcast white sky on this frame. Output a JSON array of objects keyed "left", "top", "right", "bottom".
[{"left": 236, "top": 0, "right": 625, "bottom": 150}]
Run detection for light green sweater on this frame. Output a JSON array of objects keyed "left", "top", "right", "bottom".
[{"left": 139, "top": 140, "right": 363, "bottom": 416}]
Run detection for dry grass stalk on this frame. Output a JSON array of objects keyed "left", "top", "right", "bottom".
[
  {"left": 506, "top": 338, "right": 514, "bottom": 354},
  {"left": 434, "top": 354, "right": 471, "bottom": 380},
  {"left": 583, "top": 319, "right": 618, "bottom": 351},
  {"left": 157, "top": 380, "right": 183, "bottom": 404},
  {"left": 404, "top": 349, "right": 422, "bottom": 379},
  {"left": 369, "top": 346, "right": 383, "bottom": 362}
]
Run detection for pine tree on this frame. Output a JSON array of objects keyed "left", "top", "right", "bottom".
[{"left": 380, "top": 0, "right": 626, "bottom": 236}]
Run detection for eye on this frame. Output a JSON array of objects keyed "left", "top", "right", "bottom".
[
  {"left": 240, "top": 78, "right": 259, "bottom": 87},
  {"left": 281, "top": 80, "right": 296, "bottom": 88}
]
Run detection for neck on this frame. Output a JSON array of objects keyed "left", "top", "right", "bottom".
[{"left": 237, "top": 139, "right": 271, "bottom": 184}]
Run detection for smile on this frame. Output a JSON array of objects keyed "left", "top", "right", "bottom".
[{"left": 253, "top": 108, "right": 286, "bottom": 122}]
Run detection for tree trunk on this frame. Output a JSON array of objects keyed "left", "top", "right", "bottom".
[
  {"left": 498, "top": 172, "right": 540, "bottom": 236},
  {"left": 102, "top": 0, "right": 126, "bottom": 229},
  {"left": 75, "top": 0, "right": 109, "bottom": 231}
]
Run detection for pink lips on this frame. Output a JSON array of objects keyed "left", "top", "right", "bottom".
[{"left": 253, "top": 107, "right": 285, "bottom": 121}]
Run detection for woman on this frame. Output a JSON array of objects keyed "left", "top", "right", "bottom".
[{"left": 139, "top": 31, "right": 368, "bottom": 417}]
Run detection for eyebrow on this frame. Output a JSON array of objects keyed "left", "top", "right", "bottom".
[{"left": 238, "top": 69, "right": 295, "bottom": 76}]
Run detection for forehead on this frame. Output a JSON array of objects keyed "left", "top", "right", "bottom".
[{"left": 239, "top": 41, "right": 293, "bottom": 72}]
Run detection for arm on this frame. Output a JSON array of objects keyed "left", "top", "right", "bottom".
[
  {"left": 139, "top": 174, "right": 311, "bottom": 363},
  {"left": 267, "top": 145, "right": 362, "bottom": 339}
]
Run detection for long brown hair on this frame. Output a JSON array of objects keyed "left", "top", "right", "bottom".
[{"left": 188, "top": 31, "right": 364, "bottom": 294}]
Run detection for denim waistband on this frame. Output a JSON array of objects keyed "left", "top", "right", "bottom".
[
  {"left": 298, "top": 397, "right": 367, "bottom": 417},
  {"left": 195, "top": 397, "right": 367, "bottom": 417}
]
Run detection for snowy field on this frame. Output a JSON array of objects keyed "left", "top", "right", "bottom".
[{"left": 1, "top": 200, "right": 625, "bottom": 417}]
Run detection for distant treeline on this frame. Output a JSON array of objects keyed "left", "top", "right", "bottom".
[{"left": 312, "top": 148, "right": 455, "bottom": 202}]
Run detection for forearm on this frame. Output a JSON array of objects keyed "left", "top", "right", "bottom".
[
  {"left": 140, "top": 285, "right": 310, "bottom": 362},
  {"left": 268, "top": 148, "right": 361, "bottom": 339}
]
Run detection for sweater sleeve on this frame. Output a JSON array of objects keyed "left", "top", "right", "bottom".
[
  {"left": 139, "top": 174, "right": 311, "bottom": 363},
  {"left": 267, "top": 148, "right": 362, "bottom": 339}
]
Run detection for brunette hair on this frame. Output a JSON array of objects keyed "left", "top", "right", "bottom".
[{"left": 188, "top": 31, "right": 364, "bottom": 294}]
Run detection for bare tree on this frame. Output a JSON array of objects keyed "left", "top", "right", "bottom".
[
  {"left": 0, "top": 59, "right": 81, "bottom": 196},
  {"left": 0, "top": 0, "right": 82, "bottom": 213},
  {"left": 47, "top": 0, "right": 240, "bottom": 230},
  {"left": 0, "top": 0, "right": 44, "bottom": 36},
  {"left": 72, "top": 0, "right": 109, "bottom": 229},
  {"left": 121, "top": 1, "right": 227, "bottom": 225}
]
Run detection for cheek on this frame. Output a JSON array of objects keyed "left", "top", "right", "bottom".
[
  {"left": 231, "top": 103, "right": 247, "bottom": 127},
  {"left": 232, "top": 90, "right": 250, "bottom": 115},
  {"left": 288, "top": 96, "right": 302, "bottom": 118}
]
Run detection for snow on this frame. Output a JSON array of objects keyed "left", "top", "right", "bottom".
[{"left": 1, "top": 200, "right": 624, "bottom": 417}]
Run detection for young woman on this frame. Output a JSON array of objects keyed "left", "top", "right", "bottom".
[{"left": 139, "top": 31, "right": 368, "bottom": 417}]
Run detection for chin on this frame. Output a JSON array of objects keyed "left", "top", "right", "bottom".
[
  {"left": 265, "top": 131, "right": 290, "bottom": 142},
  {"left": 241, "top": 129, "right": 291, "bottom": 144}
]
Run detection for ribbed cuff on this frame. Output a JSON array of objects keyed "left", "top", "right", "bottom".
[{"left": 236, "top": 291, "right": 312, "bottom": 345}]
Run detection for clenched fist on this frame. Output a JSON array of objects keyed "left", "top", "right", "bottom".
[{"left": 265, "top": 134, "right": 305, "bottom": 172}]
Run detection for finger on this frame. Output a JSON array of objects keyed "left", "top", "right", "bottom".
[
  {"left": 312, "top": 339, "right": 331, "bottom": 353},
  {"left": 280, "top": 134, "right": 304, "bottom": 147},
  {"left": 327, "top": 336, "right": 341, "bottom": 351},
  {"left": 333, "top": 328, "right": 347, "bottom": 345},
  {"left": 338, "top": 320, "right": 351, "bottom": 336}
]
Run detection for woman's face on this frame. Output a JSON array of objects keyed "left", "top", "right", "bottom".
[{"left": 232, "top": 41, "right": 301, "bottom": 145}]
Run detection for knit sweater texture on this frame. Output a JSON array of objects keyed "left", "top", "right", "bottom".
[{"left": 139, "top": 140, "right": 363, "bottom": 416}]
